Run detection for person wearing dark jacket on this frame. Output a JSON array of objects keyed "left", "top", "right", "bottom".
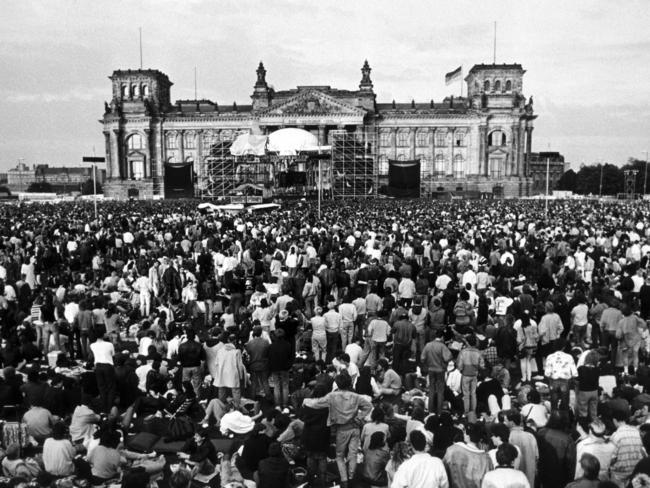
[
  {"left": 268, "top": 329, "right": 293, "bottom": 408},
  {"left": 177, "top": 328, "right": 205, "bottom": 393},
  {"left": 255, "top": 442, "right": 290, "bottom": 488},
  {"left": 301, "top": 384, "right": 331, "bottom": 488},
  {"left": 236, "top": 424, "right": 272, "bottom": 481}
]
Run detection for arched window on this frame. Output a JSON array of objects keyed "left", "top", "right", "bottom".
[
  {"left": 397, "top": 131, "right": 409, "bottom": 147},
  {"left": 418, "top": 155, "right": 431, "bottom": 176},
  {"left": 165, "top": 134, "right": 177, "bottom": 149},
  {"left": 184, "top": 133, "right": 196, "bottom": 149},
  {"left": 166, "top": 156, "right": 176, "bottom": 165},
  {"left": 142, "top": 85, "right": 150, "bottom": 97},
  {"left": 378, "top": 155, "right": 389, "bottom": 175},
  {"left": 494, "top": 80, "right": 501, "bottom": 92},
  {"left": 489, "top": 130, "right": 506, "bottom": 146},
  {"left": 121, "top": 84, "right": 129, "bottom": 98},
  {"left": 416, "top": 131, "right": 428, "bottom": 147},
  {"left": 435, "top": 131, "right": 447, "bottom": 147},
  {"left": 435, "top": 154, "right": 445, "bottom": 175},
  {"left": 455, "top": 131, "right": 465, "bottom": 147},
  {"left": 127, "top": 134, "right": 143, "bottom": 150},
  {"left": 484, "top": 80, "right": 490, "bottom": 92},
  {"left": 453, "top": 154, "right": 464, "bottom": 178},
  {"left": 380, "top": 132, "right": 391, "bottom": 147},
  {"left": 132, "top": 84, "right": 141, "bottom": 97},
  {"left": 505, "top": 80, "right": 512, "bottom": 92}
]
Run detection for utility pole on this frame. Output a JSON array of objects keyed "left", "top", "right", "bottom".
[
  {"left": 643, "top": 151, "right": 648, "bottom": 195},
  {"left": 599, "top": 160, "right": 604, "bottom": 197}
]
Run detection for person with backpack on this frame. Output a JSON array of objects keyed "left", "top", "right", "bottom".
[{"left": 453, "top": 290, "right": 475, "bottom": 334}]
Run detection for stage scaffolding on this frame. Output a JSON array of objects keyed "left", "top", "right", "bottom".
[
  {"left": 330, "top": 129, "right": 377, "bottom": 199},
  {"left": 199, "top": 140, "right": 237, "bottom": 199}
]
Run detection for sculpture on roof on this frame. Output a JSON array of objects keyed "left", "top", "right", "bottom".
[{"left": 359, "top": 60, "right": 373, "bottom": 91}]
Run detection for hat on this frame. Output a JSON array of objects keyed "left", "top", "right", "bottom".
[{"left": 589, "top": 419, "right": 606, "bottom": 436}]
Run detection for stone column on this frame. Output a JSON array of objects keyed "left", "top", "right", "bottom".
[
  {"left": 525, "top": 126, "right": 533, "bottom": 176},
  {"left": 103, "top": 132, "right": 112, "bottom": 179},
  {"left": 143, "top": 129, "right": 151, "bottom": 179},
  {"left": 511, "top": 125, "right": 519, "bottom": 176},
  {"left": 391, "top": 128, "right": 398, "bottom": 160},
  {"left": 410, "top": 128, "right": 417, "bottom": 160},
  {"left": 179, "top": 131, "right": 185, "bottom": 166},
  {"left": 112, "top": 130, "right": 123, "bottom": 179},
  {"left": 448, "top": 128, "right": 454, "bottom": 177}
]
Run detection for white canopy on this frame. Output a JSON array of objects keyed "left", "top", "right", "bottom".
[
  {"left": 229, "top": 128, "right": 327, "bottom": 157},
  {"left": 230, "top": 134, "right": 267, "bottom": 156},
  {"left": 267, "top": 128, "right": 320, "bottom": 156}
]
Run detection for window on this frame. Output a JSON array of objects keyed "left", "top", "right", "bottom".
[
  {"left": 165, "top": 134, "right": 177, "bottom": 149},
  {"left": 505, "top": 80, "right": 512, "bottom": 91},
  {"left": 435, "top": 131, "right": 447, "bottom": 147},
  {"left": 416, "top": 131, "right": 428, "bottom": 147},
  {"left": 397, "top": 154, "right": 406, "bottom": 161},
  {"left": 127, "top": 134, "right": 143, "bottom": 150},
  {"left": 484, "top": 80, "right": 490, "bottom": 92},
  {"left": 380, "top": 132, "right": 391, "bottom": 147},
  {"left": 453, "top": 154, "right": 464, "bottom": 178},
  {"left": 184, "top": 133, "right": 196, "bottom": 149},
  {"left": 203, "top": 131, "right": 217, "bottom": 150},
  {"left": 166, "top": 156, "right": 176, "bottom": 165},
  {"left": 494, "top": 80, "right": 501, "bottom": 92},
  {"left": 435, "top": 154, "right": 445, "bottom": 175},
  {"left": 397, "top": 131, "right": 408, "bottom": 147},
  {"left": 490, "top": 158, "right": 504, "bottom": 178},
  {"left": 143, "top": 85, "right": 150, "bottom": 97},
  {"left": 378, "top": 155, "right": 389, "bottom": 175},
  {"left": 419, "top": 155, "right": 431, "bottom": 176},
  {"left": 132, "top": 84, "right": 141, "bottom": 97},
  {"left": 455, "top": 131, "right": 465, "bottom": 147},
  {"left": 131, "top": 160, "right": 144, "bottom": 180},
  {"left": 121, "top": 84, "right": 130, "bottom": 98}
]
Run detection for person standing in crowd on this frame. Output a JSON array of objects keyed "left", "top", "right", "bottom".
[
  {"left": 544, "top": 338, "right": 577, "bottom": 410},
  {"left": 269, "top": 328, "right": 293, "bottom": 409},
  {"left": 90, "top": 326, "right": 116, "bottom": 413},
  {"left": 339, "top": 295, "right": 358, "bottom": 350},
  {"left": 609, "top": 406, "right": 646, "bottom": 486},
  {"left": 481, "top": 443, "right": 529, "bottom": 488},
  {"left": 443, "top": 422, "right": 492, "bottom": 488},
  {"left": 421, "top": 329, "right": 453, "bottom": 414},
  {"left": 177, "top": 328, "right": 204, "bottom": 392},
  {"left": 575, "top": 419, "right": 614, "bottom": 480},
  {"left": 303, "top": 373, "right": 372, "bottom": 488},
  {"left": 391, "top": 430, "right": 449, "bottom": 488},
  {"left": 392, "top": 307, "right": 416, "bottom": 375},
  {"left": 457, "top": 334, "right": 485, "bottom": 417},
  {"left": 245, "top": 325, "right": 271, "bottom": 399}
]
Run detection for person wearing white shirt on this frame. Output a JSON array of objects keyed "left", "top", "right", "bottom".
[
  {"left": 90, "top": 335, "right": 115, "bottom": 413},
  {"left": 134, "top": 275, "right": 152, "bottom": 317},
  {"left": 391, "top": 430, "right": 448, "bottom": 488},
  {"left": 345, "top": 339, "right": 363, "bottom": 366}
]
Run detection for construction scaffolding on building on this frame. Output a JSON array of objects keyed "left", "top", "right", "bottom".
[{"left": 330, "top": 129, "right": 377, "bottom": 199}]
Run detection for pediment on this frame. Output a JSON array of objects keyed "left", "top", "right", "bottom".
[{"left": 262, "top": 90, "right": 366, "bottom": 116}]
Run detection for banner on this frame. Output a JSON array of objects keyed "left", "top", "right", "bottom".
[
  {"left": 445, "top": 66, "right": 462, "bottom": 85},
  {"left": 388, "top": 159, "right": 420, "bottom": 197}
]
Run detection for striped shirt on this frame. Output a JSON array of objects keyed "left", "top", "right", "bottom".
[{"left": 609, "top": 424, "right": 646, "bottom": 484}]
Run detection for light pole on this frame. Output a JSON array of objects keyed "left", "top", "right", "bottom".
[{"left": 643, "top": 151, "right": 648, "bottom": 195}]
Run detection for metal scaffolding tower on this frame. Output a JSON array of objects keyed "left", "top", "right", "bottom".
[
  {"left": 330, "top": 129, "right": 376, "bottom": 199},
  {"left": 199, "top": 140, "right": 237, "bottom": 199}
]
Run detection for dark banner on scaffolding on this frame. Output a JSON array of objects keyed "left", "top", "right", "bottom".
[{"left": 388, "top": 159, "right": 420, "bottom": 197}]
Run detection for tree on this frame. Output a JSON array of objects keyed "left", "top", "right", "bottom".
[
  {"left": 81, "top": 178, "right": 102, "bottom": 195},
  {"left": 557, "top": 169, "right": 577, "bottom": 192},
  {"left": 27, "top": 181, "right": 53, "bottom": 193}
]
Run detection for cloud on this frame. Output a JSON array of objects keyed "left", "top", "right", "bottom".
[{"left": 4, "top": 87, "right": 105, "bottom": 103}]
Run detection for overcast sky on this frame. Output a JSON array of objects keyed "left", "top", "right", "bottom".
[{"left": 1, "top": 0, "right": 649, "bottom": 171}]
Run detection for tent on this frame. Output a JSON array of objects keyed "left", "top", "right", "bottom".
[{"left": 230, "top": 128, "right": 326, "bottom": 157}]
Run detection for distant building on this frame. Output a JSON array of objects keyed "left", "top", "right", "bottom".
[
  {"left": 7, "top": 162, "right": 36, "bottom": 192},
  {"left": 6, "top": 162, "right": 105, "bottom": 193},
  {"left": 527, "top": 152, "right": 568, "bottom": 194},
  {"left": 34, "top": 165, "right": 105, "bottom": 193}
]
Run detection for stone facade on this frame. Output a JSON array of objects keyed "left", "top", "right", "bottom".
[
  {"left": 528, "top": 151, "right": 569, "bottom": 195},
  {"left": 101, "top": 62, "right": 537, "bottom": 199}
]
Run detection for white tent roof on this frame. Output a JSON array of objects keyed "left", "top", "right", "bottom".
[
  {"left": 268, "top": 128, "right": 320, "bottom": 156},
  {"left": 230, "top": 134, "right": 267, "bottom": 156},
  {"left": 230, "top": 128, "right": 327, "bottom": 157}
]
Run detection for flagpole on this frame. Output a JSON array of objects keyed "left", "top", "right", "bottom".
[{"left": 493, "top": 22, "right": 497, "bottom": 64}]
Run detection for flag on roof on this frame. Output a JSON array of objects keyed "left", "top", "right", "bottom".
[{"left": 445, "top": 66, "right": 462, "bottom": 85}]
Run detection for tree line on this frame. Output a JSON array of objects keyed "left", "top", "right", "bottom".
[{"left": 557, "top": 158, "right": 650, "bottom": 195}]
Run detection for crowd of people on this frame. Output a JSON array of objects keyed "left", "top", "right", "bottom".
[{"left": 1, "top": 197, "right": 650, "bottom": 488}]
